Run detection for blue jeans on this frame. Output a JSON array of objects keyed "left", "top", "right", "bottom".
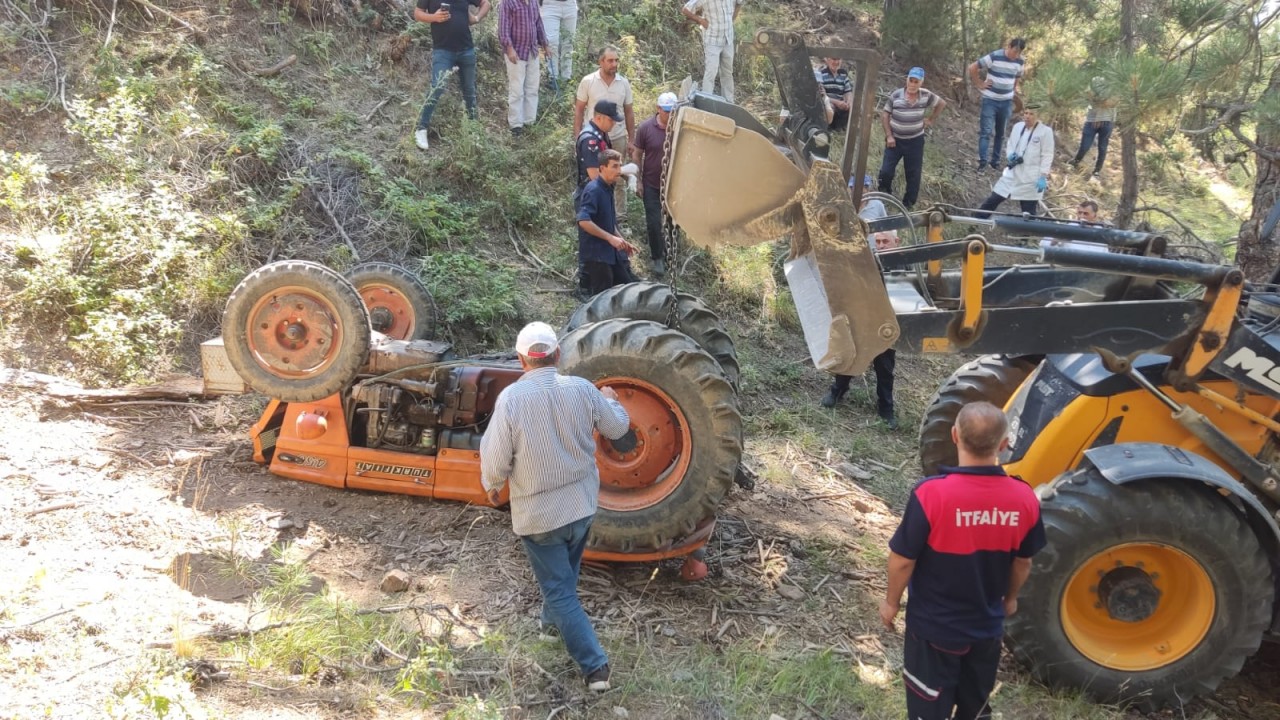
[
  {"left": 1072, "top": 121, "right": 1113, "bottom": 173},
  {"left": 878, "top": 135, "right": 925, "bottom": 209},
  {"left": 520, "top": 515, "right": 608, "bottom": 675},
  {"left": 978, "top": 97, "right": 1012, "bottom": 165},
  {"left": 416, "top": 47, "right": 477, "bottom": 130}
]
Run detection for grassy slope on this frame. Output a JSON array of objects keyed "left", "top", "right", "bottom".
[{"left": 0, "top": 0, "right": 1252, "bottom": 718}]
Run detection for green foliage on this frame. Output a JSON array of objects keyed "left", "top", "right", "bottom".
[
  {"left": 0, "top": 151, "right": 49, "bottom": 217},
  {"left": 0, "top": 83, "right": 51, "bottom": 114},
  {"left": 427, "top": 119, "right": 544, "bottom": 226},
  {"left": 229, "top": 121, "right": 286, "bottom": 164},
  {"left": 1025, "top": 57, "right": 1090, "bottom": 124},
  {"left": 1100, "top": 52, "right": 1187, "bottom": 128},
  {"left": 1186, "top": 31, "right": 1253, "bottom": 96},
  {"left": 882, "top": 0, "right": 961, "bottom": 70},
  {"left": 418, "top": 252, "right": 520, "bottom": 329},
  {"left": 336, "top": 149, "right": 478, "bottom": 246},
  {"left": 106, "top": 656, "right": 206, "bottom": 719}
]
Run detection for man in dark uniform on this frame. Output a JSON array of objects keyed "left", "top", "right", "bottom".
[
  {"left": 577, "top": 150, "right": 637, "bottom": 295},
  {"left": 575, "top": 100, "right": 621, "bottom": 205},
  {"left": 881, "top": 402, "right": 1046, "bottom": 720},
  {"left": 572, "top": 100, "right": 622, "bottom": 298}
]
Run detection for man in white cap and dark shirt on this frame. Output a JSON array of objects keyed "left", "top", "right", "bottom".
[
  {"left": 632, "top": 91, "right": 679, "bottom": 275},
  {"left": 975, "top": 102, "right": 1053, "bottom": 218},
  {"left": 480, "top": 321, "right": 631, "bottom": 692}
]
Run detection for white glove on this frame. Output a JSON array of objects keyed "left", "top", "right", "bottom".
[
  {"left": 620, "top": 162, "right": 639, "bottom": 177},
  {"left": 627, "top": 175, "right": 638, "bottom": 193}
]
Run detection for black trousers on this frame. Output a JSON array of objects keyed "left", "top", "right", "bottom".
[
  {"left": 829, "top": 348, "right": 895, "bottom": 416},
  {"left": 878, "top": 135, "right": 925, "bottom": 209},
  {"left": 642, "top": 185, "right": 665, "bottom": 262},
  {"left": 829, "top": 107, "right": 849, "bottom": 132},
  {"left": 902, "top": 631, "right": 1002, "bottom": 720},
  {"left": 583, "top": 260, "right": 636, "bottom": 296},
  {"left": 975, "top": 192, "right": 1038, "bottom": 219}
]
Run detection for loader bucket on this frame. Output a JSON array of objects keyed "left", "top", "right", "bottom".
[{"left": 664, "top": 106, "right": 898, "bottom": 376}]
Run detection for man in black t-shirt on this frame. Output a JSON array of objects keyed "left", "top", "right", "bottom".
[{"left": 413, "top": 0, "right": 492, "bottom": 151}]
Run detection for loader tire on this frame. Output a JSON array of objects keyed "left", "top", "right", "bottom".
[
  {"left": 918, "top": 354, "right": 1039, "bottom": 475},
  {"left": 346, "top": 262, "right": 436, "bottom": 341},
  {"left": 223, "top": 261, "right": 371, "bottom": 403},
  {"left": 558, "top": 319, "right": 743, "bottom": 552},
  {"left": 563, "top": 282, "right": 740, "bottom": 388},
  {"left": 1006, "top": 467, "right": 1273, "bottom": 710}
]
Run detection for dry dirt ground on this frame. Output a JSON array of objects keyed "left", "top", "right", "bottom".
[{"left": 3, "top": 369, "right": 1280, "bottom": 720}]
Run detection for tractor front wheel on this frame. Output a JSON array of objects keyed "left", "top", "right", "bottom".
[
  {"left": 558, "top": 318, "right": 742, "bottom": 552},
  {"left": 345, "top": 262, "right": 437, "bottom": 341},
  {"left": 222, "top": 261, "right": 371, "bottom": 402},
  {"left": 1006, "top": 467, "right": 1273, "bottom": 709}
]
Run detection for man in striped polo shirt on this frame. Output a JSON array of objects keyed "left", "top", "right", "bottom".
[
  {"left": 481, "top": 322, "right": 632, "bottom": 692},
  {"left": 967, "top": 38, "right": 1027, "bottom": 171},
  {"left": 817, "top": 55, "right": 854, "bottom": 131},
  {"left": 877, "top": 66, "right": 946, "bottom": 210}
]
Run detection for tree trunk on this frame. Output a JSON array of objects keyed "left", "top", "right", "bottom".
[
  {"left": 1235, "top": 64, "right": 1280, "bottom": 283},
  {"left": 1115, "top": 0, "right": 1139, "bottom": 228}
]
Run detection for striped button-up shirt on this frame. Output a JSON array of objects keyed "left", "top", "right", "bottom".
[
  {"left": 480, "top": 366, "right": 631, "bottom": 536},
  {"left": 498, "top": 0, "right": 548, "bottom": 62},
  {"left": 882, "top": 87, "right": 940, "bottom": 140},
  {"left": 976, "top": 49, "right": 1024, "bottom": 102},
  {"left": 684, "top": 0, "right": 740, "bottom": 46}
]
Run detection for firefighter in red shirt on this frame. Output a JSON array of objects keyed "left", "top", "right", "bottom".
[{"left": 880, "top": 401, "right": 1047, "bottom": 720}]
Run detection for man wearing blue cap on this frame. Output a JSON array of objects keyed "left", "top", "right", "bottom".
[{"left": 878, "top": 67, "right": 946, "bottom": 210}]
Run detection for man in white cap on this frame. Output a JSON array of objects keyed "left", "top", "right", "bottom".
[
  {"left": 632, "top": 91, "right": 679, "bottom": 275},
  {"left": 480, "top": 321, "right": 631, "bottom": 692}
]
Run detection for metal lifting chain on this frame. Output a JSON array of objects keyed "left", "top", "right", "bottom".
[{"left": 658, "top": 104, "right": 681, "bottom": 330}]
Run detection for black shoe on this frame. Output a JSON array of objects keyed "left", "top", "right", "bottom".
[
  {"left": 977, "top": 160, "right": 989, "bottom": 171},
  {"left": 586, "top": 663, "right": 611, "bottom": 692},
  {"left": 511, "top": 126, "right": 524, "bottom": 136},
  {"left": 879, "top": 411, "right": 899, "bottom": 431},
  {"left": 820, "top": 388, "right": 844, "bottom": 408}
]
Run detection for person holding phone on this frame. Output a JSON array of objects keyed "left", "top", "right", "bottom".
[{"left": 413, "top": 0, "right": 491, "bottom": 151}]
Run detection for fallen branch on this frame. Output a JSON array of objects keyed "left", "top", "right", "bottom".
[
  {"left": 124, "top": 0, "right": 205, "bottom": 37},
  {"left": 145, "top": 620, "right": 296, "bottom": 647},
  {"left": 1, "top": 606, "right": 77, "bottom": 629},
  {"left": 310, "top": 188, "right": 362, "bottom": 262},
  {"left": 364, "top": 96, "right": 393, "bottom": 122},
  {"left": 25, "top": 501, "right": 81, "bottom": 517},
  {"left": 60, "top": 654, "right": 130, "bottom": 684},
  {"left": 252, "top": 54, "right": 297, "bottom": 77}
]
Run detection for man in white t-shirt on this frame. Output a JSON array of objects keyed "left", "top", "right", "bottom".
[{"left": 573, "top": 46, "right": 635, "bottom": 218}]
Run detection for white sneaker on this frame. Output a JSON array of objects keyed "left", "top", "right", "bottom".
[{"left": 414, "top": 129, "right": 429, "bottom": 151}]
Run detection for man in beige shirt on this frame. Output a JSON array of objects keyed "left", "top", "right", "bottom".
[{"left": 573, "top": 46, "right": 635, "bottom": 217}]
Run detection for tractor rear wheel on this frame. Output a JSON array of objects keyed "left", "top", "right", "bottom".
[
  {"left": 918, "top": 354, "right": 1039, "bottom": 475},
  {"left": 345, "top": 262, "right": 436, "bottom": 341},
  {"left": 223, "top": 261, "right": 371, "bottom": 402},
  {"left": 563, "top": 282, "right": 740, "bottom": 388},
  {"left": 1006, "top": 467, "right": 1273, "bottom": 709},
  {"left": 558, "top": 318, "right": 743, "bottom": 552}
]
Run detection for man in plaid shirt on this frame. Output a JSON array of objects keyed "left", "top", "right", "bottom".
[
  {"left": 681, "top": 0, "right": 742, "bottom": 103},
  {"left": 498, "top": 0, "right": 548, "bottom": 135}
]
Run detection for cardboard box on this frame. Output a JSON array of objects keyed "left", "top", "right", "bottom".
[{"left": 201, "top": 337, "right": 249, "bottom": 395}]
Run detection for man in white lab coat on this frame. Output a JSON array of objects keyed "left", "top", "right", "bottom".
[{"left": 975, "top": 103, "right": 1053, "bottom": 218}]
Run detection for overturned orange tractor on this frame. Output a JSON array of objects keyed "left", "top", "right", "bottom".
[{"left": 220, "top": 261, "right": 746, "bottom": 576}]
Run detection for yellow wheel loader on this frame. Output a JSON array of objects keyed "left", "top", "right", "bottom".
[{"left": 662, "top": 30, "right": 1280, "bottom": 709}]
